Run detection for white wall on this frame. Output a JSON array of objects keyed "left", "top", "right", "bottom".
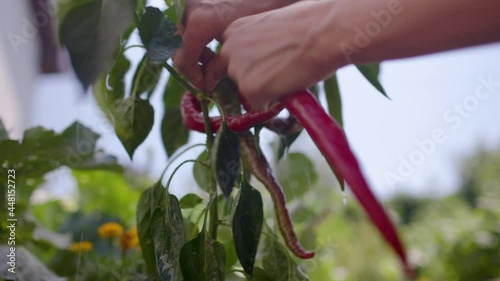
[{"left": 0, "top": 0, "right": 39, "bottom": 139}]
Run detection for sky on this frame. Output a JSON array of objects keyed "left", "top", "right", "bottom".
[{"left": 27, "top": 40, "right": 500, "bottom": 200}]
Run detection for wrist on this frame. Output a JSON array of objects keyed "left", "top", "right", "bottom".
[{"left": 304, "top": 0, "right": 351, "bottom": 79}]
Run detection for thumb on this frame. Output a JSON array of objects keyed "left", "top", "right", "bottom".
[{"left": 204, "top": 54, "right": 229, "bottom": 93}]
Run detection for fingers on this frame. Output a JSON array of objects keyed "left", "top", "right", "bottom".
[
  {"left": 174, "top": 17, "right": 214, "bottom": 91},
  {"left": 204, "top": 53, "right": 229, "bottom": 92}
]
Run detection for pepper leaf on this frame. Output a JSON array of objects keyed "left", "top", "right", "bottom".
[
  {"left": 162, "top": 75, "right": 190, "bottom": 157},
  {"left": 223, "top": 240, "right": 238, "bottom": 271},
  {"left": 356, "top": 63, "right": 389, "bottom": 98},
  {"left": 179, "top": 194, "right": 203, "bottom": 209},
  {"left": 151, "top": 194, "right": 184, "bottom": 281},
  {"left": 212, "top": 123, "right": 241, "bottom": 198},
  {"left": 139, "top": 7, "right": 182, "bottom": 64},
  {"left": 131, "top": 54, "right": 164, "bottom": 98},
  {"left": 253, "top": 267, "right": 274, "bottom": 281},
  {"left": 136, "top": 182, "right": 166, "bottom": 279},
  {"left": 59, "top": 0, "right": 135, "bottom": 89},
  {"left": 323, "top": 73, "right": 343, "bottom": 127},
  {"left": 179, "top": 229, "right": 226, "bottom": 281},
  {"left": 277, "top": 153, "right": 317, "bottom": 201},
  {"left": 261, "top": 235, "right": 309, "bottom": 281},
  {"left": 113, "top": 97, "right": 155, "bottom": 159},
  {"left": 172, "top": 0, "right": 186, "bottom": 23},
  {"left": 232, "top": 181, "right": 263, "bottom": 277},
  {"left": 322, "top": 74, "right": 345, "bottom": 190},
  {"left": 193, "top": 150, "right": 211, "bottom": 192}
]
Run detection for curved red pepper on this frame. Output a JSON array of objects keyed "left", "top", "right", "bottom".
[
  {"left": 181, "top": 92, "right": 284, "bottom": 133},
  {"left": 283, "top": 90, "right": 411, "bottom": 272},
  {"left": 240, "top": 132, "right": 314, "bottom": 259}
]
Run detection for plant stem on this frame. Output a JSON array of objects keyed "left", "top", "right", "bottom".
[
  {"left": 161, "top": 61, "right": 218, "bottom": 239},
  {"left": 201, "top": 97, "right": 218, "bottom": 239},
  {"left": 163, "top": 63, "right": 200, "bottom": 95}
]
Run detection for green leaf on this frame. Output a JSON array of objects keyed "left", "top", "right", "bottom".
[
  {"left": 139, "top": 7, "right": 182, "bottom": 64},
  {"left": 0, "top": 122, "right": 120, "bottom": 182},
  {"left": 232, "top": 182, "right": 263, "bottom": 276},
  {"left": 277, "top": 153, "right": 317, "bottom": 201},
  {"left": 322, "top": 75, "right": 346, "bottom": 191},
  {"left": 137, "top": 182, "right": 167, "bottom": 279},
  {"left": 172, "top": 0, "right": 186, "bottom": 23},
  {"left": 164, "top": 73, "right": 186, "bottom": 108},
  {"left": 261, "top": 235, "right": 309, "bottom": 281},
  {"left": 108, "top": 53, "right": 131, "bottom": 102},
  {"left": 223, "top": 240, "right": 238, "bottom": 271},
  {"left": 113, "top": 97, "right": 155, "bottom": 159},
  {"left": 74, "top": 170, "right": 141, "bottom": 221},
  {"left": 356, "top": 63, "right": 388, "bottom": 98},
  {"left": 179, "top": 194, "right": 203, "bottom": 209},
  {"left": 131, "top": 54, "right": 163, "bottom": 98},
  {"left": 212, "top": 124, "right": 241, "bottom": 198},
  {"left": 161, "top": 74, "right": 189, "bottom": 157},
  {"left": 0, "top": 119, "right": 8, "bottom": 141},
  {"left": 59, "top": 0, "right": 136, "bottom": 88},
  {"left": 151, "top": 195, "right": 185, "bottom": 281},
  {"left": 164, "top": 5, "right": 178, "bottom": 23},
  {"left": 136, "top": 0, "right": 147, "bottom": 14},
  {"left": 193, "top": 150, "right": 211, "bottom": 192},
  {"left": 253, "top": 267, "right": 274, "bottom": 281},
  {"left": 323, "top": 73, "right": 343, "bottom": 127},
  {"left": 162, "top": 109, "right": 190, "bottom": 157},
  {"left": 180, "top": 230, "right": 226, "bottom": 281}
]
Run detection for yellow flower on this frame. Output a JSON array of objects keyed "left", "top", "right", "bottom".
[
  {"left": 97, "top": 222, "right": 124, "bottom": 239},
  {"left": 69, "top": 241, "right": 93, "bottom": 253},
  {"left": 120, "top": 227, "right": 139, "bottom": 251}
]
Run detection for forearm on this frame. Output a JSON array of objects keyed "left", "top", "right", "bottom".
[{"left": 320, "top": 0, "right": 500, "bottom": 68}]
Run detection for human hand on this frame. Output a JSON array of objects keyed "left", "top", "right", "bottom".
[
  {"left": 174, "top": 0, "right": 290, "bottom": 91},
  {"left": 215, "top": 0, "right": 339, "bottom": 110}
]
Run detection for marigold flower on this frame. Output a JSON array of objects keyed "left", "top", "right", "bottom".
[
  {"left": 120, "top": 227, "right": 139, "bottom": 251},
  {"left": 69, "top": 241, "right": 93, "bottom": 253},
  {"left": 97, "top": 222, "right": 124, "bottom": 239}
]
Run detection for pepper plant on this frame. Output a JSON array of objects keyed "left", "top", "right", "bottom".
[{"left": 59, "top": 0, "right": 412, "bottom": 280}]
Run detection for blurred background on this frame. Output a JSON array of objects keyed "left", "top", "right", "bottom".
[{"left": 1, "top": 0, "right": 499, "bottom": 280}]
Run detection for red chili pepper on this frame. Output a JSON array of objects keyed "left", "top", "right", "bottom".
[
  {"left": 181, "top": 92, "right": 284, "bottom": 133},
  {"left": 283, "top": 90, "right": 411, "bottom": 272},
  {"left": 239, "top": 132, "right": 314, "bottom": 259}
]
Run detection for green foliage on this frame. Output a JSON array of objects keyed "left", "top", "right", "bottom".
[
  {"left": 180, "top": 228, "right": 226, "bottom": 281},
  {"left": 232, "top": 182, "right": 264, "bottom": 276},
  {"left": 131, "top": 54, "right": 164, "bottom": 98},
  {"left": 59, "top": 0, "right": 136, "bottom": 88},
  {"left": 261, "top": 234, "right": 309, "bottom": 281},
  {"left": 139, "top": 7, "right": 182, "bottom": 64},
  {"left": 74, "top": 170, "right": 142, "bottom": 223},
  {"left": 277, "top": 153, "right": 317, "bottom": 201},
  {"left": 212, "top": 123, "right": 241, "bottom": 198},
  {"left": 162, "top": 75, "right": 190, "bottom": 157},
  {"left": 151, "top": 197, "right": 184, "bottom": 281},
  {"left": 356, "top": 63, "right": 388, "bottom": 98},
  {"left": 193, "top": 150, "right": 212, "bottom": 192},
  {"left": 115, "top": 98, "right": 155, "bottom": 159},
  {"left": 323, "top": 73, "right": 343, "bottom": 127}
]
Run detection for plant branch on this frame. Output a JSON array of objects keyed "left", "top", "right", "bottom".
[{"left": 162, "top": 63, "right": 200, "bottom": 95}]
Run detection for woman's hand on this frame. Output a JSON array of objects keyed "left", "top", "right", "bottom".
[
  {"left": 174, "top": 0, "right": 294, "bottom": 92},
  {"left": 216, "top": 0, "right": 338, "bottom": 110}
]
